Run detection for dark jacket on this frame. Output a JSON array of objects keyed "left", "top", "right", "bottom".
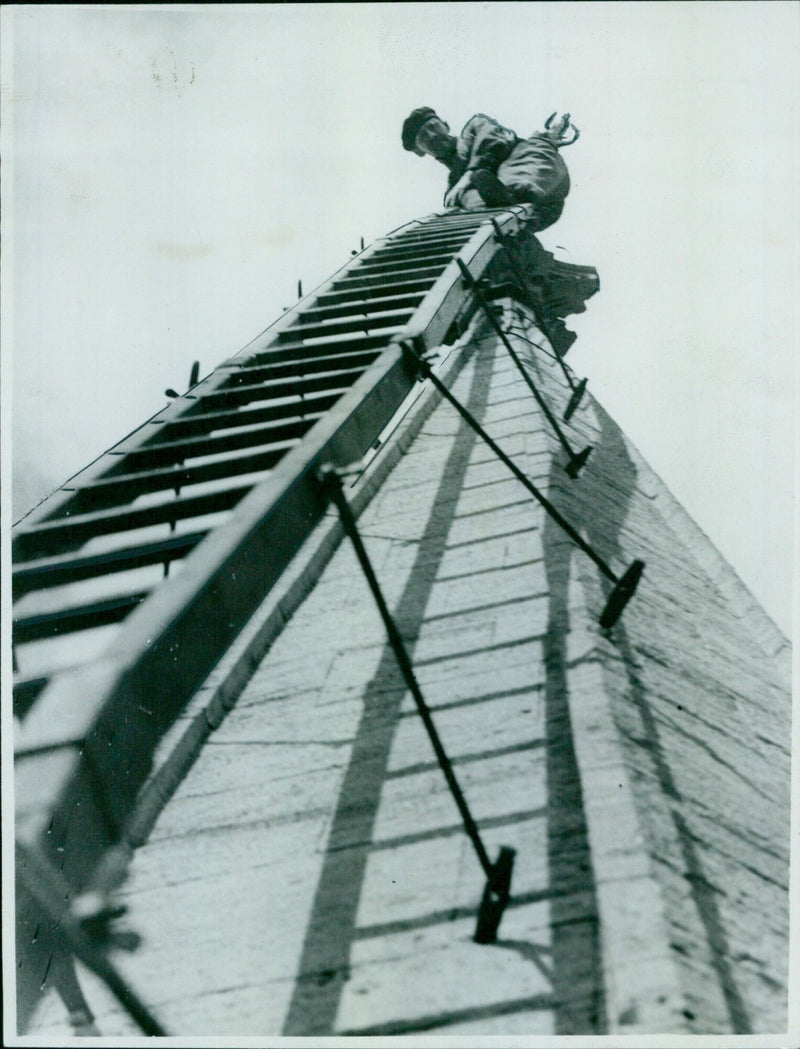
[{"left": 446, "top": 113, "right": 520, "bottom": 189}]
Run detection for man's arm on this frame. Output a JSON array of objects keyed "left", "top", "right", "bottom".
[{"left": 444, "top": 171, "right": 474, "bottom": 208}]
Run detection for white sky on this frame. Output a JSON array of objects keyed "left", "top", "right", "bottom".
[{"left": 2, "top": 2, "right": 797, "bottom": 636}]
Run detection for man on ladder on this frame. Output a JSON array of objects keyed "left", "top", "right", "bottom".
[{"left": 402, "top": 108, "right": 578, "bottom": 229}]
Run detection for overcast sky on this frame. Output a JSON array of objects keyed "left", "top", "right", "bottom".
[{"left": 2, "top": 2, "right": 797, "bottom": 636}]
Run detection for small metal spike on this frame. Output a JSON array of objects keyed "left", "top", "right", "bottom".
[{"left": 563, "top": 377, "right": 587, "bottom": 421}]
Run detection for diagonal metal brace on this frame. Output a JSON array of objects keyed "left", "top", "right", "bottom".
[
  {"left": 318, "top": 464, "right": 515, "bottom": 943},
  {"left": 402, "top": 337, "right": 644, "bottom": 629},
  {"left": 456, "top": 258, "right": 591, "bottom": 477},
  {"left": 490, "top": 219, "right": 589, "bottom": 421}
]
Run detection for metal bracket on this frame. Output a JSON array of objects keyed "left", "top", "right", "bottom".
[
  {"left": 475, "top": 845, "right": 516, "bottom": 943},
  {"left": 600, "top": 559, "right": 646, "bottom": 630}
]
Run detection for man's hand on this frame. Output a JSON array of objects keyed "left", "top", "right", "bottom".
[{"left": 444, "top": 171, "right": 474, "bottom": 208}]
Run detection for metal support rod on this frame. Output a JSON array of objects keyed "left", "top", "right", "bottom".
[
  {"left": 490, "top": 220, "right": 577, "bottom": 387},
  {"left": 320, "top": 465, "right": 501, "bottom": 884},
  {"left": 504, "top": 320, "right": 589, "bottom": 424},
  {"left": 402, "top": 338, "right": 644, "bottom": 628},
  {"left": 17, "top": 853, "right": 167, "bottom": 1037},
  {"left": 456, "top": 259, "right": 591, "bottom": 477},
  {"left": 321, "top": 465, "right": 516, "bottom": 940},
  {"left": 490, "top": 219, "right": 588, "bottom": 420}
]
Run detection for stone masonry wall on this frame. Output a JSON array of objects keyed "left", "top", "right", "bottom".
[{"left": 26, "top": 300, "right": 791, "bottom": 1038}]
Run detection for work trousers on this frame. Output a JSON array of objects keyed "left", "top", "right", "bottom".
[{"left": 461, "top": 134, "right": 570, "bottom": 229}]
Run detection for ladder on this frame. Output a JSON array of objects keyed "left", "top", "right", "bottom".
[{"left": 13, "top": 204, "right": 605, "bottom": 1031}]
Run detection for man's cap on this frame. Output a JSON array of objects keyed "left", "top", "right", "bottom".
[{"left": 402, "top": 107, "right": 439, "bottom": 151}]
